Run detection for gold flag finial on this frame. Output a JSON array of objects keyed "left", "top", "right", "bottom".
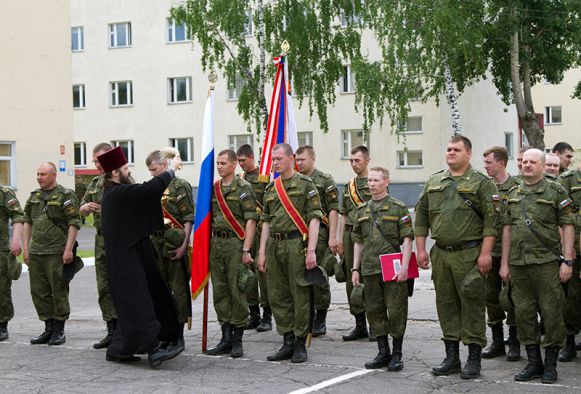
[
  {"left": 281, "top": 40, "right": 290, "bottom": 54},
  {"left": 208, "top": 70, "right": 218, "bottom": 90}
]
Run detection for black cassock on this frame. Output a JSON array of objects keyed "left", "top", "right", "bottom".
[{"left": 102, "top": 171, "right": 180, "bottom": 358}]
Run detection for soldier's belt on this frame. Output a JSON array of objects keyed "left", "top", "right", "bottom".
[
  {"left": 211, "top": 229, "right": 239, "bottom": 239},
  {"left": 436, "top": 240, "right": 482, "bottom": 253},
  {"left": 270, "top": 230, "right": 302, "bottom": 241}
]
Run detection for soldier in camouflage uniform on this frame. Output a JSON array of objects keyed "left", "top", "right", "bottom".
[
  {"left": 339, "top": 145, "right": 372, "bottom": 341},
  {"left": 552, "top": 142, "right": 574, "bottom": 175},
  {"left": 258, "top": 143, "right": 323, "bottom": 363},
  {"left": 0, "top": 186, "right": 24, "bottom": 341},
  {"left": 415, "top": 136, "right": 499, "bottom": 380},
  {"left": 237, "top": 144, "right": 271, "bottom": 332},
  {"left": 500, "top": 149, "right": 575, "bottom": 384},
  {"left": 296, "top": 145, "right": 340, "bottom": 337},
  {"left": 481, "top": 146, "right": 521, "bottom": 361},
  {"left": 23, "top": 162, "right": 81, "bottom": 346},
  {"left": 80, "top": 143, "right": 118, "bottom": 349},
  {"left": 146, "top": 150, "right": 195, "bottom": 349},
  {"left": 205, "top": 149, "right": 258, "bottom": 358},
  {"left": 351, "top": 167, "right": 413, "bottom": 372}
]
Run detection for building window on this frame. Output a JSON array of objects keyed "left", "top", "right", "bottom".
[
  {"left": 227, "top": 73, "right": 244, "bottom": 101},
  {"left": 341, "top": 130, "right": 364, "bottom": 159},
  {"left": 167, "top": 19, "right": 191, "bottom": 42},
  {"left": 168, "top": 77, "right": 192, "bottom": 103},
  {"left": 228, "top": 134, "right": 254, "bottom": 151},
  {"left": 110, "top": 81, "right": 133, "bottom": 107},
  {"left": 74, "top": 142, "right": 87, "bottom": 167},
  {"left": 402, "top": 116, "right": 422, "bottom": 133},
  {"left": 73, "top": 84, "right": 85, "bottom": 109},
  {"left": 341, "top": 65, "right": 355, "bottom": 93},
  {"left": 112, "top": 140, "right": 135, "bottom": 165},
  {"left": 71, "top": 26, "right": 84, "bottom": 51},
  {"left": 243, "top": 9, "right": 253, "bottom": 36},
  {"left": 504, "top": 132, "right": 514, "bottom": 159},
  {"left": 397, "top": 150, "right": 423, "bottom": 168},
  {"left": 0, "top": 142, "right": 15, "bottom": 188},
  {"left": 545, "top": 106, "right": 562, "bottom": 125},
  {"left": 109, "top": 22, "right": 132, "bottom": 48},
  {"left": 169, "top": 138, "right": 193, "bottom": 163},
  {"left": 298, "top": 131, "right": 313, "bottom": 147}
]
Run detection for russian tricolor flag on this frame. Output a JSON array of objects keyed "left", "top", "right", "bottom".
[{"left": 191, "top": 89, "right": 214, "bottom": 300}]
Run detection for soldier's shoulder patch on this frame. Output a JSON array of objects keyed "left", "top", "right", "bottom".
[
  {"left": 176, "top": 193, "right": 185, "bottom": 202},
  {"left": 400, "top": 214, "right": 412, "bottom": 224},
  {"left": 492, "top": 194, "right": 501, "bottom": 202},
  {"left": 308, "top": 189, "right": 317, "bottom": 198},
  {"left": 63, "top": 199, "right": 73, "bottom": 207},
  {"left": 7, "top": 198, "right": 19, "bottom": 207},
  {"left": 326, "top": 184, "right": 337, "bottom": 192},
  {"left": 560, "top": 198, "right": 573, "bottom": 209}
]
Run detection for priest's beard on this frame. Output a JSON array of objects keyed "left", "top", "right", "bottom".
[{"left": 119, "top": 172, "right": 135, "bottom": 185}]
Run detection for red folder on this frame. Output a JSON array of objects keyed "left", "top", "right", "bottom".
[{"left": 380, "top": 252, "right": 419, "bottom": 282}]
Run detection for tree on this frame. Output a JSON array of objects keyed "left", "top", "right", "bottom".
[{"left": 170, "top": 0, "right": 363, "bottom": 136}]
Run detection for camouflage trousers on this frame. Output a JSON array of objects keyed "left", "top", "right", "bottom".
[
  {"left": 362, "top": 273, "right": 408, "bottom": 338},
  {"left": 431, "top": 244, "right": 486, "bottom": 347},
  {"left": 485, "top": 256, "right": 515, "bottom": 326},
  {"left": 28, "top": 253, "right": 70, "bottom": 321},
  {"left": 343, "top": 228, "right": 365, "bottom": 316},
  {"left": 210, "top": 237, "right": 248, "bottom": 328},
  {"left": 511, "top": 262, "right": 566, "bottom": 348},
  {"left": 95, "top": 233, "right": 117, "bottom": 322},
  {"left": 246, "top": 229, "right": 269, "bottom": 309},
  {"left": 563, "top": 257, "right": 581, "bottom": 335},
  {"left": 266, "top": 237, "right": 310, "bottom": 338},
  {"left": 314, "top": 226, "right": 331, "bottom": 311},
  {"left": 0, "top": 253, "right": 14, "bottom": 322}
]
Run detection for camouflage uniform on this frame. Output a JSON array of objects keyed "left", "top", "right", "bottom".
[
  {"left": 81, "top": 175, "right": 117, "bottom": 322},
  {"left": 0, "top": 187, "right": 25, "bottom": 324},
  {"left": 24, "top": 186, "right": 81, "bottom": 322},
  {"left": 151, "top": 176, "right": 195, "bottom": 325},
  {"left": 261, "top": 173, "right": 323, "bottom": 338},
  {"left": 415, "top": 166, "right": 500, "bottom": 347}
]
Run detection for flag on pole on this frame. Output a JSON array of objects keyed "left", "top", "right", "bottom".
[
  {"left": 191, "top": 89, "right": 214, "bottom": 300},
  {"left": 258, "top": 55, "right": 298, "bottom": 182}
]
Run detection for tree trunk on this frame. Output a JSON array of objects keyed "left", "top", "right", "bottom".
[
  {"left": 257, "top": 0, "right": 268, "bottom": 136},
  {"left": 444, "top": 64, "right": 462, "bottom": 136}
]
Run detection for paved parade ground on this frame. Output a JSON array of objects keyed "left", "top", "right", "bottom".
[{"left": 2, "top": 230, "right": 581, "bottom": 393}]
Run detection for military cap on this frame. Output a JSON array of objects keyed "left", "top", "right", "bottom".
[
  {"left": 321, "top": 252, "right": 337, "bottom": 277},
  {"left": 162, "top": 228, "right": 186, "bottom": 259},
  {"left": 334, "top": 255, "right": 347, "bottom": 283},
  {"left": 63, "top": 256, "right": 84, "bottom": 282},
  {"left": 296, "top": 265, "right": 328, "bottom": 287},
  {"left": 6, "top": 254, "right": 22, "bottom": 281},
  {"left": 238, "top": 264, "right": 257, "bottom": 292},
  {"left": 498, "top": 282, "right": 514, "bottom": 311},
  {"left": 349, "top": 283, "right": 365, "bottom": 310}
]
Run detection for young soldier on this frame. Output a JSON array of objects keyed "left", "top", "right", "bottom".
[
  {"left": 206, "top": 149, "right": 258, "bottom": 358},
  {"left": 481, "top": 146, "right": 521, "bottom": 361},
  {"left": 237, "top": 144, "right": 271, "bottom": 332},
  {"left": 500, "top": 148, "right": 575, "bottom": 384},
  {"left": 23, "top": 162, "right": 81, "bottom": 346},
  {"left": 351, "top": 167, "right": 413, "bottom": 371},
  {"left": 415, "top": 135, "right": 499, "bottom": 379},
  {"left": 258, "top": 143, "right": 323, "bottom": 363},
  {"left": 339, "top": 145, "right": 373, "bottom": 341},
  {"left": 146, "top": 150, "right": 195, "bottom": 349},
  {"left": 296, "top": 145, "right": 340, "bottom": 337},
  {"left": 0, "top": 186, "right": 24, "bottom": 341},
  {"left": 552, "top": 142, "right": 574, "bottom": 174}
]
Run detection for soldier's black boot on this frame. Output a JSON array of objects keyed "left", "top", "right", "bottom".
[
  {"left": 30, "top": 319, "right": 53, "bottom": 345},
  {"left": 245, "top": 305, "right": 261, "bottom": 330},
  {"left": 93, "top": 319, "right": 116, "bottom": 349},
  {"left": 558, "top": 334, "right": 577, "bottom": 362},
  {"left": 482, "top": 323, "right": 505, "bottom": 358},
  {"left": 460, "top": 344, "right": 482, "bottom": 379},
  {"left": 342, "top": 313, "right": 369, "bottom": 341},
  {"left": 312, "top": 309, "right": 327, "bottom": 337},
  {"left": 0, "top": 322, "right": 8, "bottom": 342},
  {"left": 256, "top": 306, "right": 273, "bottom": 332},
  {"left": 205, "top": 324, "right": 232, "bottom": 355},
  {"left": 388, "top": 337, "right": 404, "bottom": 372},
  {"left": 506, "top": 325, "right": 521, "bottom": 361},
  {"left": 542, "top": 345, "right": 560, "bottom": 384},
  {"left": 230, "top": 327, "right": 244, "bottom": 358},
  {"left": 267, "top": 332, "right": 295, "bottom": 361},
  {"left": 49, "top": 320, "right": 66, "bottom": 346},
  {"left": 365, "top": 335, "right": 391, "bottom": 369},
  {"left": 432, "top": 340, "right": 461, "bottom": 376},
  {"left": 291, "top": 336, "right": 307, "bottom": 363},
  {"left": 514, "top": 344, "right": 544, "bottom": 381}
]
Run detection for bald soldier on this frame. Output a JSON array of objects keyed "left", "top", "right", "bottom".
[{"left": 544, "top": 153, "right": 561, "bottom": 177}]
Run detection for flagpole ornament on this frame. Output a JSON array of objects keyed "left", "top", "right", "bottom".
[
  {"left": 208, "top": 70, "right": 218, "bottom": 90},
  {"left": 281, "top": 40, "right": 290, "bottom": 54}
]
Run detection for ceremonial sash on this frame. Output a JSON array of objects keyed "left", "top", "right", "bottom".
[
  {"left": 161, "top": 194, "right": 184, "bottom": 230},
  {"left": 274, "top": 177, "right": 309, "bottom": 238},
  {"left": 348, "top": 178, "right": 365, "bottom": 208},
  {"left": 213, "top": 181, "right": 245, "bottom": 239}
]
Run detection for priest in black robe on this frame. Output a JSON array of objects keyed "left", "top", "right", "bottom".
[{"left": 98, "top": 146, "right": 184, "bottom": 368}]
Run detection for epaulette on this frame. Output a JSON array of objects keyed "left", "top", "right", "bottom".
[
  {"left": 318, "top": 171, "right": 332, "bottom": 180},
  {"left": 31, "top": 188, "right": 42, "bottom": 195},
  {"left": 549, "top": 180, "right": 567, "bottom": 193},
  {"left": 237, "top": 176, "right": 252, "bottom": 188},
  {"left": 559, "top": 170, "right": 574, "bottom": 179},
  {"left": 356, "top": 200, "right": 370, "bottom": 211},
  {"left": 264, "top": 181, "right": 275, "bottom": 192},
  {"left": 475, "top": 169, "right": 492, "bottom": 180},
  {"left": 0, "top": 186, "right": 13, "bottom": 194},
  {"left": 431, "top": 169, "right": 445, "bottom": 176},
  {"left": 59, "top": 185, "right": 74, "bottom": 195},
  {"left": 507, "top": 184, "right": 520, "bottom": 194},
  {"left": 544, "top": 173, "right": 557, "bottom": 181},
  {"left": 297, "top": 173, "right": 313, "bottom": 182},
  {"left": 91, "top": 175, "right": 101, "bottom": 183},
  {"left": 390, "top": 196, "right": 408, "bottom": 208}
]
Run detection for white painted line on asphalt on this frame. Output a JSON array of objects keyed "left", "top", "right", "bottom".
[
  {"left": 20, "top": 257, "right": 95, "bottom": 273},
  {"left": 287, "top": 369, "right": 377, "bottom": 394}
]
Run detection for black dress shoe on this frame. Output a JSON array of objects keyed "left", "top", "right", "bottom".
[{"left": 106, "top": 354, "right": 141, "bottom": 362}]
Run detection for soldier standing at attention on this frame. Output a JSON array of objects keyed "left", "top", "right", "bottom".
[
  {"left": 205, "top": 149, "right": 258, "bottom": 358},
  {"left": 146, "top": 150, "right": 195, "bottom": 349},
  {"left": 236, "top": 144, "right": 271, "bottom": 332},
  {"left": 23, "top": 162, "right": 81, "bottom": 346},
  {"left": 500, "top": 148, "right": 575, "bottom": 384},
  {"left": 415, "top": 135, "right": 499, "bottom": 380},
  {"left": 351, "top": 167, "right": 413, "bottom": 372},
  {"left": 258, "top": 143, "right": 323, "bottom": 363},
  {"left": 339, "top": 145, "right": 373, "bottom": 341},
  {"left": 0, "top": 186, "right": 24, "bottom": 341},
  {"left": 80, "top": 143, "right": 118, "bottom": 349},
  {"left": 296, "top": 145, "right": 340, "bottom": 337},
  {"left": 552, "top": 142, "right": 574, "bottom": 175},
  {"left": 481, "top": 146, "right": 521, "bottom": 361}
]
